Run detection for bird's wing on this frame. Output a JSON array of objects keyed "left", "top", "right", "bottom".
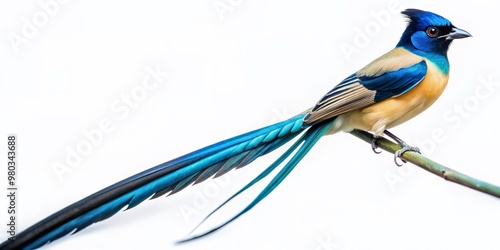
[{"left": 303, "top": 47, "right": 427, "bottom": 125}]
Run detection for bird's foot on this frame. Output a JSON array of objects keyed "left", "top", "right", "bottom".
[
  {"left": 383, "top": 130, "right": 420, "bottom": 166},
  {"left": 393, "top": 143, "right": 420, "bottom": 166},
  {"left": 371, "top": 136, "right": 382, "bottom": 154}
]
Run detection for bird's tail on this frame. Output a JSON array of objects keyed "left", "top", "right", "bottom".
[{"left": 0, "top": 113, "right": 333, "bottom": 249}]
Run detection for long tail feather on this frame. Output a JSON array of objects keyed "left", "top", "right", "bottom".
[
  {"left": 178, "top": 119, "right": 334, "bottom": 243},
  {"left": 185, "top": 128, "right": 310, "bottom": 236},
  {"left": 0, "top": 114, "right": 307, "bottom": 250}
]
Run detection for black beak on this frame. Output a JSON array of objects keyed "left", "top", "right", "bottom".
[{"left": 440, "top": 26, "right": 472, "bottom": 40}]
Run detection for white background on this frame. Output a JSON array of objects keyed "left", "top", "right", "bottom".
[{"left": 1, "top": 0, "right": 500, "bottom": 249}]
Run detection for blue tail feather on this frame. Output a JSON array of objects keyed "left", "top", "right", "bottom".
[
  {"left": 0, "top": 114, "right": 309, "bottom": 250},
  {"left": 183, "top": 126, "right": 312, "bottom": 237},
  {"left": 179, "top": 119, "right": 334, "bottom": 243}
]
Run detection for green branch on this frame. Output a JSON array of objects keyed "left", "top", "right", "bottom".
[{"left": 349, "top": 129, "right": 500, "bottom": 199}]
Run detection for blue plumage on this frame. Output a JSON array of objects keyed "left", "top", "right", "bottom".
[
  {"left": 179, "top": 119, "right": 335, "bottom": 242},
  {"left": 402, "top": 9, "right": 452, "bottom": 30},
  {"left": 360, "top": 61, "right": 427, "bottom": 102},
  {"left": 2, "top": 115, "right": 308, "bottom": 249},
  {"left": 0, "top": 8, "right": 471, "bottom": 249}
]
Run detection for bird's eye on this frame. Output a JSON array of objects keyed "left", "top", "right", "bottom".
[{"left": 426, "top": 27, "right": 439, "bottom": 37}]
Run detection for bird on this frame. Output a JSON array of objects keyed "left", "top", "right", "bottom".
[{"left": 0, "top": 8, "right": 471, "bottom": 249}]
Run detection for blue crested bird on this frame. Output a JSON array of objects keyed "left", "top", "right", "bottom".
[{"left": 0, "top": 8, "right": 471, "bottom": 249}]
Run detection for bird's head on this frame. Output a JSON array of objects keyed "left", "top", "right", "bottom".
[{"left": 397, "top": 9, "right": 471, "bottom": 56}]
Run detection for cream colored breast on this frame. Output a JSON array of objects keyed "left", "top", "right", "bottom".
[{"left": 383, "top": 59, "right": 449, "bottom": 128}]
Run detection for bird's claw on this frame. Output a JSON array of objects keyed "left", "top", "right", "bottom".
[
  {"left": 394, "top": 145, "right": 420, "bottom": 166},
  {"left": 371, "top": 137, "right": 382, "bottom": 154}
]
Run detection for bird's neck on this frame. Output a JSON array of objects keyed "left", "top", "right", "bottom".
[{"left": 399, "top": 45, "right": 450, "bottom": 75}]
